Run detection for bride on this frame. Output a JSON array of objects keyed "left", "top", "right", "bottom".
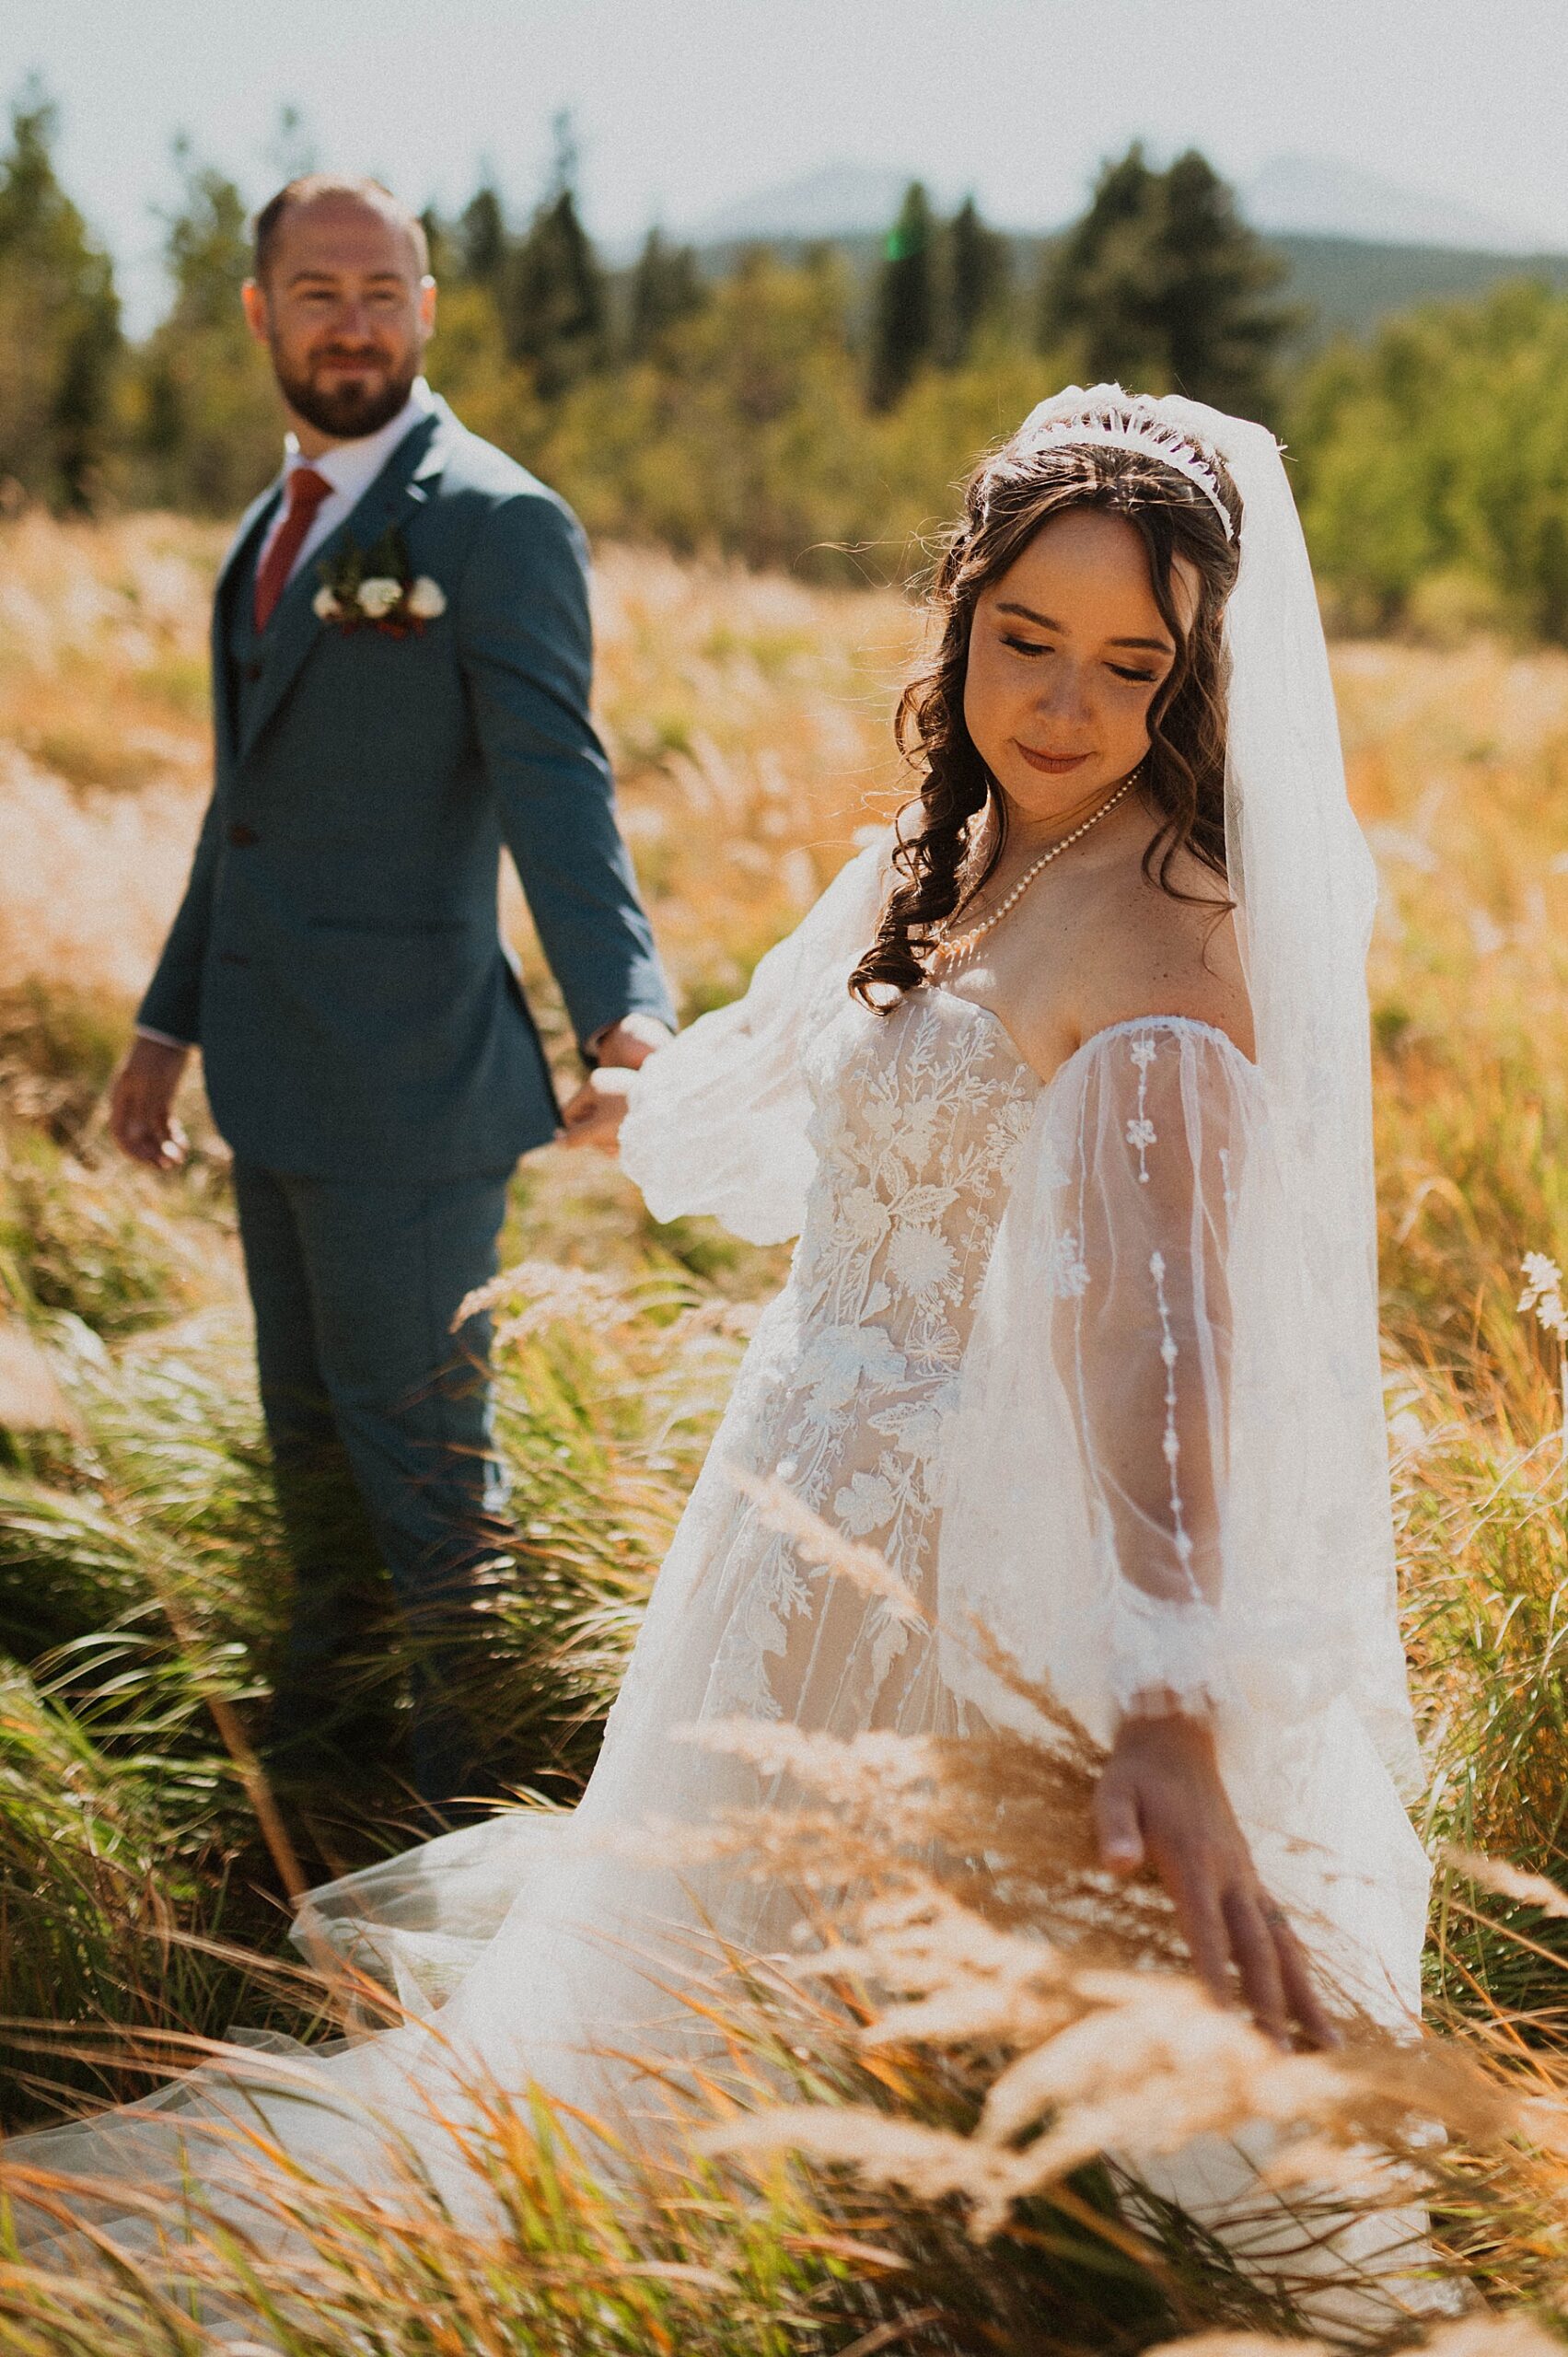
[{"left": 12, "top": 387, "right": 1429, "bottom": 2265}]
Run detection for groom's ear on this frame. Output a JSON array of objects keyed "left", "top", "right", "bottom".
[
  {"left": 418, "top": 274, "right": 437, "bottom": 336},
  {"left": 241, "top": 278, "right": 271, "bottom": 346}
]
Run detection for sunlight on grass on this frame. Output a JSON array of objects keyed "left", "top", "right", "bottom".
[{"left": 6, "top": 517, "right": 1568, "bottom": 2341}]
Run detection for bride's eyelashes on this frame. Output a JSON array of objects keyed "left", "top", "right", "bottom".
[{"left": 998, "top": 632, "right": 1160, "bottom": 685}]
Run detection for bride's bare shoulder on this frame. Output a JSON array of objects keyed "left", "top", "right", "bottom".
[{"left": 1071, "top": 838, "right": 1254, "bottom": 1062}]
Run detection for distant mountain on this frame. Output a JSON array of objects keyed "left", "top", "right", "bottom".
[
  {"left": 1266, "top": 231, "right": 1568, "bottom": 345},
  {"left": 681, "top": 153, "right": 1564, "bottom": 264},
  {"left": 1241, "top": 154, "right": 1544, "bottom": 255},
  {"left": 669, "top": 157, "right": 1568, "bottom": 354},
  {"left": 685, "top": 164, "right": 938, "bottom": 247}
]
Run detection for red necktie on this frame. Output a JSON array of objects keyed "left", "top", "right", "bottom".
[{"left": 253, "top": 466, "right": 333, "bottom": 632}]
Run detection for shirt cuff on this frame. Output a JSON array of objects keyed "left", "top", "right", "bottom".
[
  {"left": 587, "top": 1011, "right": 675, "bottom": 1061},
  {"left": 135, "top": 1025, "right": 194, "bottom": 1051}
]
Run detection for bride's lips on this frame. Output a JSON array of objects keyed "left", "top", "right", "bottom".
[{"left": 1016, "top": 744, "right": 1092, "bottom": 776}]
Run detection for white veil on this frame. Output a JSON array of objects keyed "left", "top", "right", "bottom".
[{"left": 1159, "top": 386, "right": 1413, "bottom": 1782}]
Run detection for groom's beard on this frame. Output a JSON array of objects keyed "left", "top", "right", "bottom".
[{"left": 272, "top": 342, "right": 419, "bottom": 440}]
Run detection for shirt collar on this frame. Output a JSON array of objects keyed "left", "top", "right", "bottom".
[{"left": 282, "top": 376, "right": 436, "bottom": 502}]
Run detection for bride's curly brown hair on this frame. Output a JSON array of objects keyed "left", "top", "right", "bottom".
[{"left": 849, "top": 413, "right": 1244, "bottom": 1008}]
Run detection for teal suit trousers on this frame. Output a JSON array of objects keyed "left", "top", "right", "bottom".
[{"left": 234, "top": 1161, "right": 510, "bottom": 1805}]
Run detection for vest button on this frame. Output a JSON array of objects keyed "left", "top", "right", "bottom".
[
  {"left": 227, "top": 822, "right": 259, "bottom": 847},
  {"left": 243, "top": 659, "right": 263, "bottom": 682}
]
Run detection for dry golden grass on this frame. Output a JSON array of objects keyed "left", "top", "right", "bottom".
[
  {"left": 0, "top": 511, "right": 218, "bottom": 998},
  {"left": 7, "top": 515, "right": 1568, "bottom": 2341},
  {"left": 3, "top": 512, "right": 1567, "bottom": 1673},
  {"left": 0, "top": 512, "right": 914, "bottom": 1010}
]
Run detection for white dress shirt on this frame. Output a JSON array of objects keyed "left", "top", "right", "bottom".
[{"left": 256, "top": 373, "right": 437, "bottom": 591}]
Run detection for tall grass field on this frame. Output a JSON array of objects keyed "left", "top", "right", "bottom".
[{"left": 5, "top": 513, "right": 1568, "bottom": 2348}]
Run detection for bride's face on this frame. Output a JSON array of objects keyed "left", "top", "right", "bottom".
[{"left": 963, "top": 507, "right": 1197, "bottom": 830}]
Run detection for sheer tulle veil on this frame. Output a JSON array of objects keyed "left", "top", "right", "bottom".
[{"left": 1187, "top": 389, "right": 1413, "bottom": 1772}]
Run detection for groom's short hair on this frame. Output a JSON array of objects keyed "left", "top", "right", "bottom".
[{"left": 254, "top": 175, "right": 431, "bottom": 284}]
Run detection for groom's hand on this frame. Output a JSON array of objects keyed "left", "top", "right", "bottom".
[
  {"left": 110, "top": 1036, "right": 191, "bottom": 1169},
  {"left": 559, "top": 1014, "right": 672, "bottom": 1155},
  {"left": 588, "top": 1014, "right": 673, "bottom": 1072}
]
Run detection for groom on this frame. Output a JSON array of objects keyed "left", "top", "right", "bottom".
[{"left": 110, "top": 175, "right": 674, "bottom": 1809}]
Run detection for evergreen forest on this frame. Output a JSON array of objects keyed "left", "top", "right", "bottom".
[{"left": 6, "top": 85, "right": 1568, "bottom": 639}]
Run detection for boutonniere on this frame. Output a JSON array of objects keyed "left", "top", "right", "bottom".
[{"left": 312, "top": 525, "right": 447, "bottom": 636}]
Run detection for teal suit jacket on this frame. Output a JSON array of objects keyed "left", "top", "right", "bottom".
[{"left": 139, "top": 399, "right": 673, "bottom": 1181}]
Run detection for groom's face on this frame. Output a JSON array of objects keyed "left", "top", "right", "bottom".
[{"left": 245, "top": 196, "right": 436, "bottom": 442}]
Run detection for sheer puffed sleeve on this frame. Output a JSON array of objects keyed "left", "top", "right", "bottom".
[
  {"left": 1045, "top": 1018, "right": 1252, "bottom": 1718},
  {"left": 939, "top": 1016, "right": 1333, "bottom": 1743},
  {"left": 619, "top": 835, "right": 887, "bottom": 1244}
]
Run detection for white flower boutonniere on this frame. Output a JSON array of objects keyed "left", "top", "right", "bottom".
[
  {"left": 356, "top": 575, "right": 403, "bottom": 620},
  {"left": 406, "top": 575, "right": 447, "bottom": 620},
  {"left": 314, "top": 527, "right": 447, "bottom": 639}
]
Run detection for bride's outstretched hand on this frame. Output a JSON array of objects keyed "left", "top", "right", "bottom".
[
  {"left": 559, "top": 1066, "right": 635, "bottom": 1154},
  {"left": 1094, "top": 1712, "right": 1340, "bottom": 2050}
]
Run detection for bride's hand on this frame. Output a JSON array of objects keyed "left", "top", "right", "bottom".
[
  {"left": 559, "top": 1066, "right": 635, "bottom": 1154},
  {"left": 1094, "top": 1711, "right": 1338, "bottom": 2049}
]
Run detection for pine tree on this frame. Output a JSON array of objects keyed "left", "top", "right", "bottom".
[
  {"left": 266, "top": 102, "right": 318, "bottom": 184},
  {"left": 943, "top": 195, "right": 1010, "bottom": 366},
  {"left": 1154, "top": 151, "right": 1295, "bottom": 415},
  {"left": 867, "top": 180, "right": 935, "bottom": 412},
  {"left": 501, "top": 118, "right": 606, "bottom": 398},
  {"left": 420, "top": 204, "right": 455, "bottom": 283},
  {"left": 626, "top": 227, "right": 705, "bottom": 358},
  {"left": 129, "top": 138, "right": 275, "bottom": 511},
  {"left": 459, "top": 185, "right": 507, "bottom": 285},
  {"left": 1038, "top": 143, "right": 1292, "bottom": 419},
  {"left": 1037, "top": 143, "right": 1164, "bottom": 387},
  {"left": 0, "top": 82, "right": 120, "bottom": 507}
]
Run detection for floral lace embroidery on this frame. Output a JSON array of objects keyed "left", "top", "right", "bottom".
[
  {"left": 1126, "top": 1032, "right": 1159, "bottom": 1181},
  {"left": 1048, "top": 1230, "right": 1091, "bottom": 1298},
  {"left": 1148, "top": 1247, "right": 1198, "bottom": 1586},
  {"left": 706, "top": 990, "right": 1040, "bottom": 1718}
]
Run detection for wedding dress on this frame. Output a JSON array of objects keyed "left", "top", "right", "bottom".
[{"left": 8, "top": 391, "right": 1431, "bottom": 2295}]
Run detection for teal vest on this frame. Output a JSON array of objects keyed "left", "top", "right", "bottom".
[{"left": 226, "top": 539, "right": 270, "bottom": 752}]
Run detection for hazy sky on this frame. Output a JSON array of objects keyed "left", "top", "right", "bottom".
[{"left": 6, "top": 0, "right": 1568, "bottom": 330}]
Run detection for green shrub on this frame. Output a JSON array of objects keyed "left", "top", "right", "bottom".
[{"left": 1293, "top": 280, "right": 1568, "bottom": 641}]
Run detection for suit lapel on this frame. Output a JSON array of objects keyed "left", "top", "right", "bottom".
[
  {"left": 237, "top": 406, "right": 454, "bottom": 764},
  {"left": 212, "top": 482, "right": 281, "bottom": 771}
]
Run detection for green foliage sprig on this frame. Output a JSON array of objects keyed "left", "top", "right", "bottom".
[{"left": 313, "top": 526, "right": 447, "bottom": 636}]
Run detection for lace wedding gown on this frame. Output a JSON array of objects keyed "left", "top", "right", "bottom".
[{"left": 14, "top": 831, "right": 1430, "bottom": 2261}]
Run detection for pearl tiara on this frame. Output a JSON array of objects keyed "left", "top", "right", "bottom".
[{"left": 1012, "top": 395, "right": 1236, "bottom": 540}]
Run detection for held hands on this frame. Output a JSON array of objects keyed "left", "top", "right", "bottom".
[
  {"left": 109, "top": 1037, "right": 191, "bottom": 1170},
  {"left": 560, "top": 1066, "right": 637, "bottom": 1154},
  {"left": 559, "top": 1015, "right": 672, "bottom": 1155},
  {"left": 1095, "top": 1709, "right": 1338, "bottom": 2049}
]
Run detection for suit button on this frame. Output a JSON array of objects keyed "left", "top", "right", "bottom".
[
  {"left": 227, "top": 822, "right": 259, "bottom": 847},
  {"left": 243, "top": 659, "right": 263, "bottom": 682}
]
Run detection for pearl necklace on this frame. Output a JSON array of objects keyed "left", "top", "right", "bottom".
[{"left": 928, "top": 769, "right": 1140, "bottom": 973}]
